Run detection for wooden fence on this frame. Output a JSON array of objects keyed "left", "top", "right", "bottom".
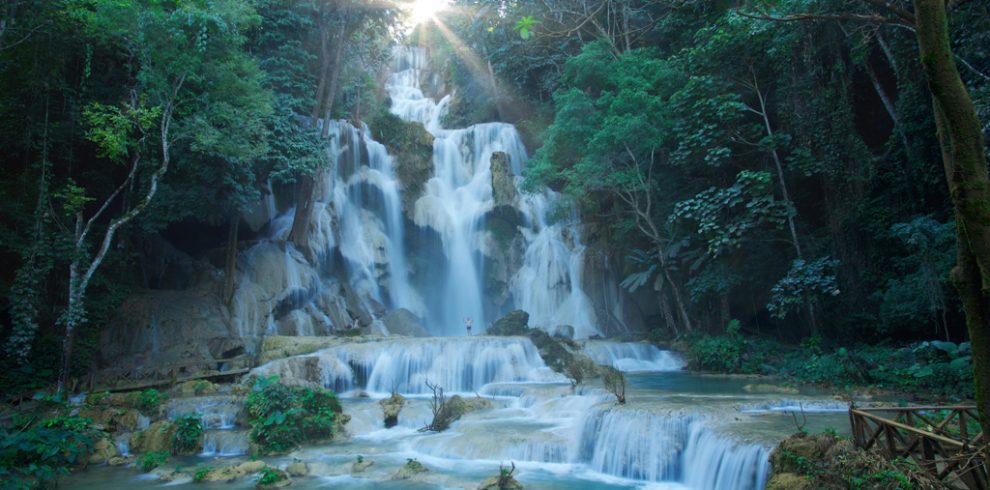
[{"left": 849, "top": 405, "right": 987, "bottom": 490}]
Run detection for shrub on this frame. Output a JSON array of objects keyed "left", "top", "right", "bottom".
[
  {"left": 136, "top": 388, "right": 163, "bottom": 415},
  {"left": 137, "top": 451, "right": 169, "bottom": 472},
  {"left": 259, "top": 466, "right": 286, "bottom": 485},
  {"left": 245, "top": 376, "right": 343, "bottom": 454},
  {"left": 193, "top": 465, "right": 213, "bottom": 481},
  {"left": 172, "top": 413, "right": 204, "bottom": 455},
  {"left": 0, "top": 416, "right": 98, "bottom": 489}
]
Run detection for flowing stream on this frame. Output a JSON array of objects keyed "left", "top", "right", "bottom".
[{"left": 64, "top": 47, "right": 852, "bottom": 489}]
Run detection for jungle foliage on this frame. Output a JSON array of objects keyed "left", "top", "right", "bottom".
[{"left": 245, "top": 376, "right": 343, "bottom": 454}]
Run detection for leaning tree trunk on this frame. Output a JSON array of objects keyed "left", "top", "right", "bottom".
[
  {"left": 912, "top": 0, "right": 990, "bottom": 444},
  {"left": 288, "top": 25, "right": 348, "bottom": 249}
]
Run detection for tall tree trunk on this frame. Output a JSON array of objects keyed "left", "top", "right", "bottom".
[
  {"left": 57, "top": 90, "right": 179, "bottom": 393},
  {"left": 290, "top": 22, "right": 348, "bottom": 249},
  {"left": 912, "top": 0, "right": 990, "bottom": 444}
]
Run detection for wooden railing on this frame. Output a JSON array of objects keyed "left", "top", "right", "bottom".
[{"left": 850, "top": 405, "right": 987, "bottom": 490}]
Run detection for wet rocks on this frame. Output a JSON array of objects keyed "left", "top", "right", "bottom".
[
  {"left": 200, "top": 460, "right": 266, "bottom": 483},
  {"left": 87, "top": 436, "right": 120, "bottom": 465},
  {"left": 379, "top": 392, "right": 406, "bottom": 428},
  {"left": 382, "top": 309, "right": 428, "bottom": 337},
  {"left": 285, "top": 461, "right": 309, "bottom": 477},
  {"left": 391, "top": 458, "right": 429, "bottom": 480},
  {"left": 351, "top": 457, "right": 374, "bottom": 473},
  {"left": 488, "top": 310, "right": 530, "bottom": 336},
  {"left": 130, "top": 421, "right": 173, "bottom": 454}
]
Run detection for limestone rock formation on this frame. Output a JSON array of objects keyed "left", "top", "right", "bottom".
[
  {"left": 379, "top": 392, "right": 406, "bottom": 428},
  {"left": 382, "top": 309, "right": 428, "bottom": 337},
  {"left": 391, "top": 458, "right": 429, "bottom": 480},
  {"left": 488, "top": 310, "right": 530, "bottom": 336},
  {"left": 200, "top": 460, "right": 266, "bottom": 483}
]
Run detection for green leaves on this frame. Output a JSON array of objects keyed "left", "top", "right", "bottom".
[
  {"left": 513, "top": 15, "right": 538, "bottom": 40},
  {"left": 767, "top": 257, "right": 840, "bottom": 319},
  {"left": 245, "top": 379, "right": 341, "bottom": 454}
]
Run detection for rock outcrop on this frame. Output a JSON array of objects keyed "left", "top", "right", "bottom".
[
  {"left": 379, "top": 392, "right": 406, "bottom": 428},
  {"left": 488, "top": 310, "right": 530, "bottom": 336},
  {"left": 382, "top": 309, "right": 428, "bottom": 337}
]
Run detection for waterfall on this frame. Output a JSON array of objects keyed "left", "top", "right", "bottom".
[
  {"left": 386, "top": 46, "right": 604, "bottom": 337},
  {"left": 582, "top": 341, "right": 686, "bottom": 372},
  {"left": 578, "top": 407, "right": 769, "bottom": 489},
  {"left": 251, "top": 336, "right": 566, "bottom": 394}
]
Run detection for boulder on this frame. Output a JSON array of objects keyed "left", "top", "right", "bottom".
[
  {"left": 173, "top": 380, "right": 218, "bottom": 398},
  {"left": 391, "top": 459, "right": 429, "bottom": 480},
  {"left": 379, "top": 392, "right": 406, "bottom": 428},
  {"left": 108, "top": 456, "right": 132, "bottom": 466},
  {"left": 769, "top": 432, "right": 838, "bottom": 474},
  {"left": 131, "top": 421, "right": 173, "bottom": 454},
  {"left": 98, "top": 288, "right": 233, "bottom": 372},
  {"left": 201, "top": 460, "right": 267, "bottom": 483},
  {"left": 351, "top": 459, "right": 374, "bottom": 473},
  {"left": 766, "top": 473, "right": 813, "bottom": 490},
  {"left": 87, "top": 436, "right": 120, "bottom": 465},
  {"left": 382, "top": 309, "right": 428, "bottom": 337},
  {"left": 285, "top": 461, "right": 309, "bottom": 477},
  {"left": 489, "top": 152, "right": 519, "bottom": 209},
  {"left": 256, "top": 467, "right": 291, "bottom": 489},
  {"left": 258, "top": 336, "right": 345, "bottom": 364},
  {"left": 488, "top": 310, "right": 530, "bottom": 336},
  {"left": 437, "top": 395, "right": 492, "bottom": 428}
]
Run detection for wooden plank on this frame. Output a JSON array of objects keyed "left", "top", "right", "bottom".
[{"left": 856, "top": 405, "right": 977, "bottom": 412}]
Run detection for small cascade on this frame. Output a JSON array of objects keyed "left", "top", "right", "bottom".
[
  {"left": 165, "top": 396, "right": 243, "bottom": 430},
  {"left": 251, "top": 336, "right": 566, "bottom": 394},
  {"left": 512, "top": 192, "right": 600, "bottom": 337},
  {"left": 578, "top": 406, "right": 769, "bottom": 489},
  {"left": 201, "top": 430, "right": 250, "bottom": 457},
  {"left": 582, "top": 341, "right": 686, "bottom": 372}
]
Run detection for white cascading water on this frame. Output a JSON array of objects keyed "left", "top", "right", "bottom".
[
  {"left": 386, "top": 46, "right": 599, "bottom": 336},
  {"left": 251, "top": 336, "right": 565, "bottom": 394},
  {"left": 582, "top": 341, "right": 686, "bottom": 372}
]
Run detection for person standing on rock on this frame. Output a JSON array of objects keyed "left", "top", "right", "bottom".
[{"left": 464, "top": 317, "right": 473, "bottom": 335}]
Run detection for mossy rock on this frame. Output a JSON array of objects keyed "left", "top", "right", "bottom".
[
  {"left": 257, "top": 468, "right": 291, "bottom": 489},
  {"left": 200, "top": 460, "right": 266, "bottom": 483},
  {"left": 392, "top": 459, "right": 429, "bottom": 480},
  {"left": 173, "top": 379, "right": 218, "bottom": 398},
  {"left": 130, "top": 421, "right": 173, "bottom": 454},
  {"left": 379, "top": 392, "right": 406, "bottom": 428},
  {"left": 286, "top": 461, "right": 309, "bottom": 477},
  {"left": 769, "top": 432, "right": 838, "bottom": 474},
  {"left": 351, "top": 459, "right": 374, "bottom": 473},
  {"left": 489, "top": 310, "right": 530, "bottom": 336},
  {"left": 766, "top": 473, "right": 813, "bottom": 490},
  {"left": 87, "top": 436, "right": 120, "bottom": 465}
]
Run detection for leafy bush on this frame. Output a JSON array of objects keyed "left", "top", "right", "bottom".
[
  {"left": 684, "top": 333, "right": 975, "bottom": 399},
  {"left": 258, "top": 466, "right": 285, "bottom": 485},
  {"left": 0, "top": 416, "right": 99, "bottom": 489},
  {"left": 245, "top": 376, "right": 343, "bottom": 454},
  {"left": 136, "top": 388, "right": 163, "bottom": 415},
  {"left": 137, "top": 451, "right": 169, "bottom": 472},
  {"left": 171, "top": 413, "right": 203, "bottom": 455},
  {"left": 193, "top": 465, "right": 213, "bottom": 481}
]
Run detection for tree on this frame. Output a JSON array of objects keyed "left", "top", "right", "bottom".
[{"left": 53, "top": 0, "right": 270, "bottom": 392}]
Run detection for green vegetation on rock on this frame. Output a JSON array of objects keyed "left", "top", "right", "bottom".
[{"left": 245, "top": 376, "right": 344, "bottom": 454}]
